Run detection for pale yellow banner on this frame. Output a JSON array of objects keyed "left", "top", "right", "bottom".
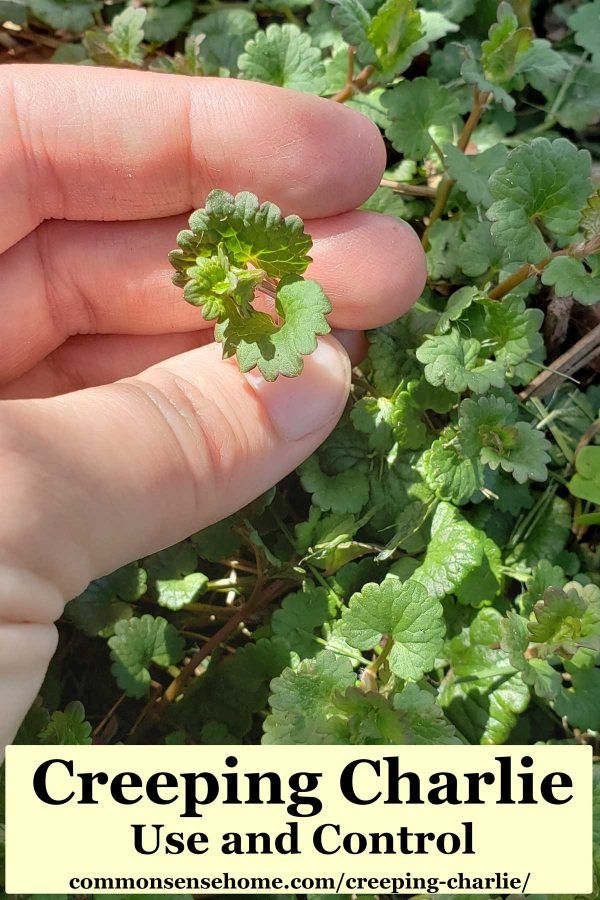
[{"left": 5, "top": 744, "right": 593, "bottom": 894}]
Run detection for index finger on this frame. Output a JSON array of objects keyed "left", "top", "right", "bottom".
[{"left": 0, "top": 65, "right": 386, "bottom": 254}]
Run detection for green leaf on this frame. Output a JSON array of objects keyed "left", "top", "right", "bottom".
[
  {"left": 177, "top": 638, "right": 291, "bottom": 739},
  {"left": 173, "top": 189, "right": 312, "bottom": 279},
  {"left": 14, "top": 699, "right": 50, "bottom": 743},
  {"left": 461, "top": 54, "right": 516, "bottom": 111},
  {"left": 569, "top": 446, "right": 600, "bottom": 504},
  {"left": 108, "top": 6, "right": 147, "bottom": 63},
  {"left": 416, "top": 330, "right": 506, "bottom": 394},
  {"left": 143, "top": 0, "right": 194, "bottom": 43},
  {"left": 542, "top": 257, "right": 600, "bottom": 306},
  {"left": 458, "top": 221, "right": 504, "bottom": 278},
  {"left": 177, "top": 638, "right": 291, "bottom": 738},
  {"left": 300, "top": 457, "right": 370, "bottom": 515},
  {"left": 38, "top": 702, "right": 92, "bottom": 745},
  {"left": 334, "top": 683, "right": 460, "bottom": 744},
  {"left": 340, "top": 575, "right": 444, "bottom": 679},
  {"left": 427, "top": 218, "right": 464, "bottom": 282},
  {"left": 435, "top": 286, "right": 481, "bottom": 334},
  {"left": 528, "top": 582, "right": 600, "bottom": 656},
  {"left": 271, "top": 585, "right": 333, "bottom": 658},
  {"left": 144, "top": 542, "right": 209, "bottom": 611},
  {"left": 171, "top": 191, "right": 330, "bottom": 379},
  {"left": 440, "top": 608, "right": 530, "bottom": 743},
  {"left": 488, "top": 138, "right": 592, "bottom": 264},
  {"left": 581, "top": 188, "right": 600, "bottom": 240},
  {"left": 181, "top": 250, "right": 261, "bottom": 317},
  {"left": 66, "top": 562, "right": 146, "bottom": 637},
  {"left": 375, "top": 499, "right": 434, "bottom": 561},
  {"left": 366, "top": 305, "right": 440, "bottom": 394},
  {"left": 0, "top": 0, "right": 27, "bottom": 24},
  {"left": 330, "top": 0, "right": 371, "bottom": 55},
  {"left": 383, "top": 77, "right": 461, "bottom": 159},
  {"left": 109, "top": 615, "right": 185, "bottom": 698},
  {"left": 516, "top": 39, "right": 571, "bottom": 94},
  {"left": 481, "top": 294, "right": 544, "bottom": 368},
  {"left": 28, "top": 0, "right": 100, "bottom": 31},
  {"left": 390, "top": 683, "right": 461, "bottom": 743},
  {"left": 264, "top": 652, "right": 459, "bottom": 745},
  {"left": 191, "top": 490, "right": 274, "bottom": 562},
  {"left": 458, "top": 396, "right": 551, "bottom": 483},
  {"left": 149, "top": 33, "right": 203, "bottom": 75},
  {"left": 419, "top": 8, "right": 458, "bottom": 42},
  {"left": 295, "top": 507, "right": 376, "bottom": 574},
  {"left": 299, "top": 423, "right": 372, "bottom": 516},
  {"left": 420, "top": 428, "right": 484, "bottom": 505},
  {"left": 444, "top": 143, "right": 508, "bottom": 208},
  {"left": 568, "top": 0, "right": 600, "bottom": 67},
  {"left": 412, "top": 501, "right": 502, "bottom": 606},
  {"left": 238, "top": 23, "right": 326, "bottom": 93},
  {"left": 509, "top": 495, "right": 572, "bottom": 567},
  {"left": 191, "top": 9, "right": 258, "bottom": 75},
  {"left": 216, "top": 276, "right": 331, "bottom": 380},
  {"left": 348, "top": 88, "right": 391, "bottom": 128},
  {"left": 500, "top": 612, "right": 562, "bottom": 699},
  {"left": 366, "top": 0, "right": 424, "bottom": 77},
  {"left": 554, "top": 57, "right": 600, "bottom": 130},
  {"left": 520, "top": 560, "right": 567, "bottom": 616},
  {"left": 419, "top": 0, "right": 475, "bottom": 23},
  {"left": 480, "top": 2, "right": 532, "bottom": 86},
  {"left": 351, "top": 383, "right": 427, "bottom": 453},
  {"left": 263, "top": 651, "right": 356, "bottom": 744},
  {"left": 553, "top": 651, "right": 600, "bottom": 731}
]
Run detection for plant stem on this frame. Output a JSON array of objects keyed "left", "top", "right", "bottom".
[
  {"left": 489, "top": 233, "right": 600, "bottom": 300},
  {"left": 369, "top": 636, "right": 393, "bottom": 673},
  {"left": 421, "top": 88, "right": 492, "bottom": 250},
  {"left": 184, "top": 601, "right": 238, "bottom": 617},
  {"left": 332, "top": 63, "right": 375, "bottom": 103},
  {"left": 520, "top": 322, "right": 600, "bottom": 401},
  {"left": 574, "top": 418, "right": 600, "bottom": 465},
  {"left": 92, "top": 693, "right": 126, "bottom": 739},
  {"left": 510, "top": 0, "right": 532, "bottom": 28},
  {"left": 222, "top": 558, "right": 258, "bottom": 574},
  {"left": 379, "top": 178, "right": 436, "bottom": 198},
  {"left": 160, "top": 578, "right": 290, "bottom": 706}
]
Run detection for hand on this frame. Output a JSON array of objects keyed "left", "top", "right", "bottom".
[{"left": 0, "top": 65, "right": 426, "bottom": 753}]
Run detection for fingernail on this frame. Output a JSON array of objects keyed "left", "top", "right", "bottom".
[{"left": 245, "top": 336, "right": 351, "bottom": 441}]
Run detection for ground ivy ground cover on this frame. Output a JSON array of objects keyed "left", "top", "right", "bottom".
[{"left": 1, "top": 0, "right": 600, "bottom": 897}]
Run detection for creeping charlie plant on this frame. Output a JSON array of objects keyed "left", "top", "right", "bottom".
[
  {"left": 2, "top": 0, "right": 600, "bottom": 897},
  {"left": 169, "top": 189, "right": 331, "bottom": 380}
]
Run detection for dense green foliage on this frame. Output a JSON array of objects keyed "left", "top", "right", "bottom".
[{"left": 1, "top": 0, "right": 600, "bottom": 896}]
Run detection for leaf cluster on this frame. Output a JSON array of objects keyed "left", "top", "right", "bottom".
[{"left": 4, "top": 3, "right": 600, "bottom": 896}]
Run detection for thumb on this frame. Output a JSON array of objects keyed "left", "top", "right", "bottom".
[{"left": 0, "top": 336, "right": 349, "bottom": 748}]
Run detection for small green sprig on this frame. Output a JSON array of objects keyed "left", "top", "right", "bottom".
[{"left": 169, "top": 189, "right": 331, "bottom": 381}]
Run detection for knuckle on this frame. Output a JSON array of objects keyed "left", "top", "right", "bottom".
[
  {"left": 0, "top": 407, "right": 91, "bottom": 603},
  {"left": 127, "top": 370, "right": 251, "bottom": 518}
]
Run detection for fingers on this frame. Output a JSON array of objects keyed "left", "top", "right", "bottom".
[
  {"left": 0, "top": 334, "right": 351, "bottom": 753},
  {"left": 0, "top": 621, "right": 59, "bottom": 758},
  {"left": 0, "top": 332, "right": 213, "bottom": 400},
  {"left": 0, "top": 65, "right": 385, "bottom": 252},
  {"left": 0, "top": 210, "right": 425, "bottom": 383},
  {"left": 0, "top": 337, "right": 350, "bottom": 602},
  {"left": 308, "top": 213, "right": 426, "bottom": 329},
  {"left": 0, "top": 330, "right": 362, "bottom": 400},
  {"left": 333, "top": 329, "right": 369, "bottom": 366}
]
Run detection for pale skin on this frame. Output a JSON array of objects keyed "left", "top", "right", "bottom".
[{"left": 0, "top": 65, "right": 427, "bottom": 754}]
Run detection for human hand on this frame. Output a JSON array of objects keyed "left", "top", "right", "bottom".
[{"left": 0, "top": 65, "right": 426, "bottom": 753}]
